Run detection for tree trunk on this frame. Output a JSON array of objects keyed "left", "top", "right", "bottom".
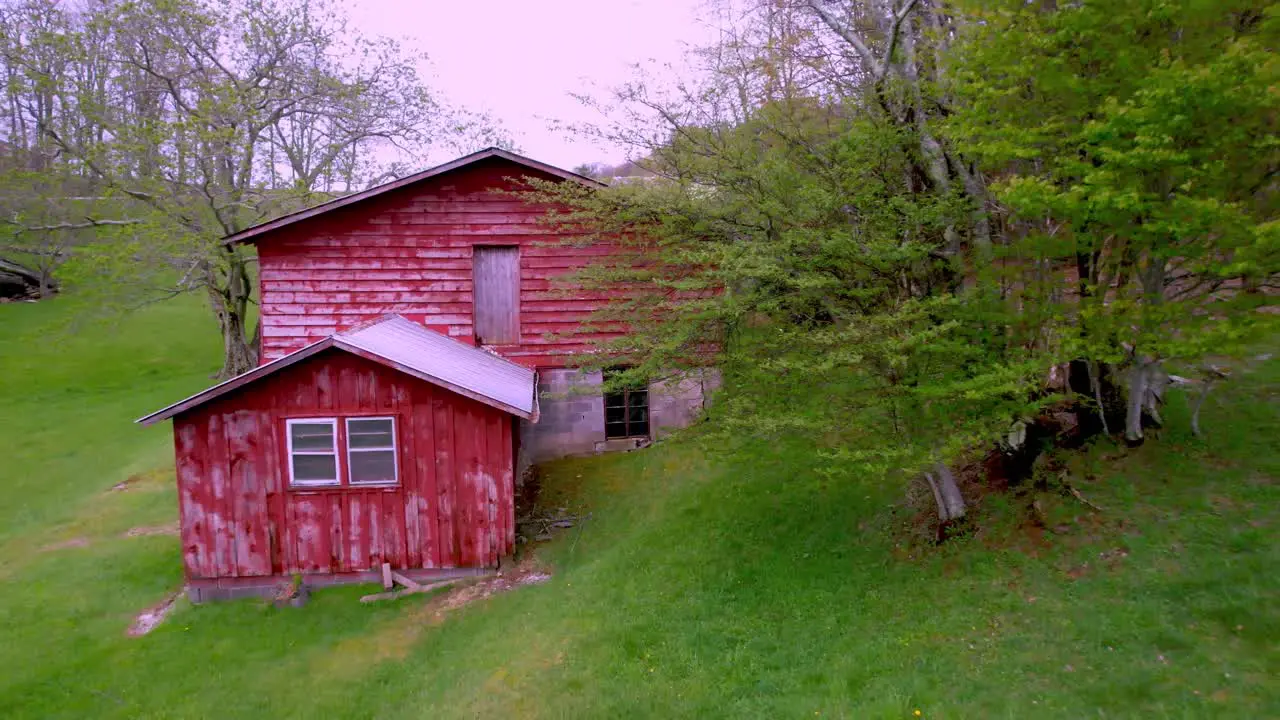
[
  {"left": 924, "top": 462, "right": 966, "bottom": 521},
  {"left": 953, "top": 159, "right": 992, "bottom": 256},
  {"left": 1124, "top": 357, "right": 1167, "bottom": 445},
  {"left": 1086, "top": 358, "right": 1110, "bottom": 436},
  {"left": 209, "top": 247, "right": 258, "bottom": 379},
  {"left": 212, "top": 292, "right": 256, "bottom": 379}
]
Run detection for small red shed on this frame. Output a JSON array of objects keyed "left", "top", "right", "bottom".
[{"left": 138, "top": 315, "right": 537, "bottom": 601}]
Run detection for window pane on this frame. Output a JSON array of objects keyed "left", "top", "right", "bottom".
[
  {"left": 290, "top": 422, "right": 334, "bottom": 451},
  {"left": 627, "top": 390, "right": 649, "bottom": 408},
  {"left": 628, "top": 404, "right": 649, "bottom": 424},
  {"left": 347, "top": 418, "right": 394, "bottom": 448},
  {"left": 605, "top": 421, "right": 628, "bottom": 439},
  {"left": 605, "top": 404, "right": 625, "bottom": 424},
  {"left": 349, "top": 449, "right": 397, "bottom": 484},
  {"left": 292, "top": 453, "right": 337, "bottom": 483}
]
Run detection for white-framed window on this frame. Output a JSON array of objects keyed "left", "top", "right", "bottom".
[
  {"left": 286, "top": 418, "right": 339, "bottom": 486},
  {"left": 345, "top": 416, "right": 398, "bottom": 485}
]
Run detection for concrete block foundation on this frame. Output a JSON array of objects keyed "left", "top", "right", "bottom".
[{"left": 519, "top": 367, "right": 718, "bottom": 468}]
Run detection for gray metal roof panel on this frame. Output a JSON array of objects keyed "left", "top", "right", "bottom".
[
  {"left": 337, "top": 315, "right": 536, "bottom": 416},
  {"left": 136, "top": 315, "right": 537, "bottom": 425}
]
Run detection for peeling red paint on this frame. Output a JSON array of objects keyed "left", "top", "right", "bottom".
[
  {"left": 255, "top": 156, "right": 624, "bottom": 368},
  {"left": 172, "top": 351, "right": 516, "bottom": 580}
]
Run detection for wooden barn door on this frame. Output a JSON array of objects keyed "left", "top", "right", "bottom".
[{"left": 472, "top": 246, "right": 519, "bottom": 345}]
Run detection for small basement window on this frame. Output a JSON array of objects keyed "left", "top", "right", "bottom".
[
  {"left": 287, "top": 419, "right": 339, "bottom": 486},
  {"left": 604, "top": 372, "right": 650, "bottom": 440},
  {"left": 346, "top": 417, "right": 398, "bottom": 485}
]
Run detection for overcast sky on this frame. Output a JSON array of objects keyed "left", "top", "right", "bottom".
[{"left": 347, "top": 0, "right": 716, "bottom": 169}]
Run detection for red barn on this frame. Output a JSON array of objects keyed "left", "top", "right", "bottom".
[{"left": 139, "top": 149, "right": 714, "bottom": 600}]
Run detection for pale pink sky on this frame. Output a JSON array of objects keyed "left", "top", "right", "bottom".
[{"left": 347, "top": 0, "right": 715, "bottom": 168}]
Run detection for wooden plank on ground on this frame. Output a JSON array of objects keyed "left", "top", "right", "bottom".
[
  {"left": 390, "top": 571, "right": 421, "bottom": 589},
  {"left": 358, "top": 578, "right": 461, "bottom": 604}
]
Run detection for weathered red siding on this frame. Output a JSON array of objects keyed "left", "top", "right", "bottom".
[
  {"left": 172, "top": 349, "right": 515, "bottom": 580},
  {"left": 257, "top": 156, "right": 623, "bottom": 368}
]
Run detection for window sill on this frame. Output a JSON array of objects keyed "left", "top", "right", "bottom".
[{"left": 287, "top": 483, "right": 401, "bottom": 493}]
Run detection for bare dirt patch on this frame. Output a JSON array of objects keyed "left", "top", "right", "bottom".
[
  {"left": 313, "top": 557, "right": 553, "bottom": 671},
  {"left": 120, "top": 517, "right": 180, "bottom": 535},
  {"left": 121, "top": 522, "right": 179, "bottom": 538},
  {"left": 109, "top": 468, "right": 172, "bottom": 493},
  {"left": 40, "top": 536, "right": 91, "bottom": 552},
  {"left": 128, "top": 591, "right": 181, "bottom": 636},
  {"left": 431, "top": 560, "right": 551, "bottom": 616}
]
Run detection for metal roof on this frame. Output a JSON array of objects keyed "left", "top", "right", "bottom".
[
  {"left": 223, "top": 147, "right": 605, "bottom": 245},
  {"left": 136, "top": 315, "right": 538, "bottom": 425}
]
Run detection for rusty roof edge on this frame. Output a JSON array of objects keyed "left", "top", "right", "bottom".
[{"left": 222, "top": 147, "right": 605, "bottom": 245}]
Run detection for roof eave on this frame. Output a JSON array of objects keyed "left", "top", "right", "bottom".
[
  {"left": 134, "top": 338, "right": 336, "bottom": 426},
  {"left": 222, "top": 147, "right": 605, "bottom": 246},
  {"left": 134, "top": 333, "right": 538, "bottom": 427}
]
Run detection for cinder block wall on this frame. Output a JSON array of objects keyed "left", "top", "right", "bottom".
[
  {"left": 517, "top": 368, "right": 719, "bottom": 473},
  {"left": 520, "top": 369, "right": 605, "bottom": 466},
  {"left": 649, "top": 369, "right": 720, "bottom": 439}
]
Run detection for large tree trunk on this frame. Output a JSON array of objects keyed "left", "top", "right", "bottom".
[
  {"left": 924, "top": 462, "right": 966, "bottom": 521},
  {"left": 209, "top": 247, "right": 258, "bottom": 379},
  {"left": 213, "top": 299, "right": 257, "bottom": 379},
  {"left": 1123, "top": 357, "right": 1168, "bottom": 445}
]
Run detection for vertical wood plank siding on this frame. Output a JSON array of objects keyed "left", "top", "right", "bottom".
[
  {"left": 171, "top": 350, "right": 515, "bottom": 580},
  {"left": 472, "top": 245, "right": 520, "bottom": 344},
  {"left": 256, "top": 156, "right": 623, "bottom": 368}
]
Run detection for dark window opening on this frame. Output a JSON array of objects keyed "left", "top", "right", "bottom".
[{"left": 604, "top": 371, "right": 649, "bottom": 439}]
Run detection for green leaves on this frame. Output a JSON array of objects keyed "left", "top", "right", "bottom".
[{"left": 952, "top": 0, "right": 1278, "bottom": 373}]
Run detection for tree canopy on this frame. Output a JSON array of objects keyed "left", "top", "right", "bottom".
[
  {"left": 0, "top": 0, "right": 508, "bottom": 375},
  {"left": 534, "top": 0, "right": 1277, "bottom": 523}
]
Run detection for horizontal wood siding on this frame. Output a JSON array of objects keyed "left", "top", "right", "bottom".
[
  {"left": 171, "top": 350, "right": 514, "bottom": 581},
  {"left": 256, "top": 156, "right": 624, "bottom": 368}
]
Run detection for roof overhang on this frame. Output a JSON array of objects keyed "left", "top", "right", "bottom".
[
  {"left": 223, "top": 147, "right": 605, "bottom": 245},
  {"left": 137, "top": 316, "right": 540, "bottom": 426}
]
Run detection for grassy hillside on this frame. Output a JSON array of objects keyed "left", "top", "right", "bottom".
[{"left": 1, "top": 295, "right": 1277, "bottom": 718}]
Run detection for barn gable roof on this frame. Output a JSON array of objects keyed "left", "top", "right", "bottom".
[
  {"left": 223, "top": 147, "right": 605, "bottom": 245},
  {"left": 136, "top": 315, "right": 539, "bottom": 425}
]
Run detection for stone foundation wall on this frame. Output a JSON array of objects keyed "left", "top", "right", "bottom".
[
  {"left": 517, "top": 367, "right": 718, "bottom": 470},
  {"left": 519, "top": 369, "right": 605, "bottom": 467},
  {"left": 649, "top": 369, "right": 719, "bottom": 439}
]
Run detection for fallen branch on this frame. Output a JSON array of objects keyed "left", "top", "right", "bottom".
[
  {"left": 1186, "top": 366, "right": 1229, "bottom": 438},
  {"left": 1061, "top": 473, "right": 1104, "bottom": 513},
  {"left": 3, "top": 217, "right": 141, "bottom": 232}
]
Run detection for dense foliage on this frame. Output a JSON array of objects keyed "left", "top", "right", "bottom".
[
  {"left": 0, "top": 0, "right": 505, "bottom": 375},
  {"left": 536, "top": 0, "right": 1277, "bottom": 518}
]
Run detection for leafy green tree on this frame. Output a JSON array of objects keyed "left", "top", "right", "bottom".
[
  {"left": 534, "top": 95, "right": 1043, "bottom": 523},
  {"left": 950, "top": 0, "right": 1279, "bottom": 442},
  {"left": 538, "top": 0, "right": 1277, "bottom": 527},
  {"left": 0, "top": 0, "right": 506, "bottom": 377}
]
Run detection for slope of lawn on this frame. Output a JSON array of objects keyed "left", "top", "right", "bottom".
[{"left": 0, "top": 293, "right": 1277, "bottom": 719}]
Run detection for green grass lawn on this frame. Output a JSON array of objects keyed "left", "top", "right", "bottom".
[{"left": 1, "top": 294, "right": 1277, "bottom": 718}]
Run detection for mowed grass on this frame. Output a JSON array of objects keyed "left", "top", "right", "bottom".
[{"left": 0, "top": 294, "right": 1277, "bottom": 718}]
